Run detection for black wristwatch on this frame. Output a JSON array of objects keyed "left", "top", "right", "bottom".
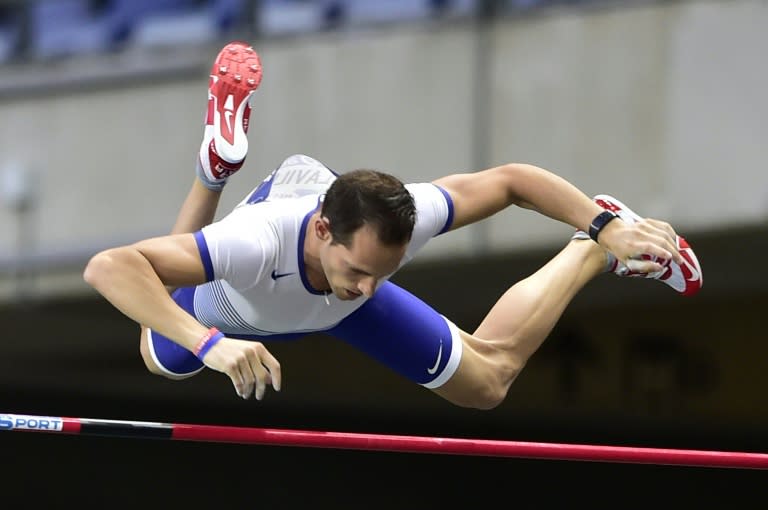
[{"left": 588, "top": 210, "right": 619, "bottom": 243}]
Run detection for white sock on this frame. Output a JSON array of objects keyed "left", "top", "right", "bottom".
[{"left": 196, "top": 160, "right": 226, "bottom": 192}]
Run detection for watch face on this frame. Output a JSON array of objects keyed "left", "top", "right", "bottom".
[{"left": 589, "top": 211, "right": 618, "bottom": 242}]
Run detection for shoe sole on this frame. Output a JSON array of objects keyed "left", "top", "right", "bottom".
[{"left": 209, "top": 42, "right": 262, "bottom": 155}]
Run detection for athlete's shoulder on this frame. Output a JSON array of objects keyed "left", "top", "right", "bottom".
[
  {"left": 405, "top": 182, "right": 454, "bottom": 241},
  {"left": 406, "top": 182, "right": 452, "bottom": 206}
]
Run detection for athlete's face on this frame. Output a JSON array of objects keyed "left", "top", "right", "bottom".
[{"left": 319, "top": 222, "right": 406, "bottom": 301}]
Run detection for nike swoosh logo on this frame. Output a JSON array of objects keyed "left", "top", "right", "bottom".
[
  {"left": 223, "top": 93, "right": 235, "bottom": 136},
  {"left": 427, "top": 340, "right": 443, "bottom": 375},
  {"left": 224, "top": 109, "right": 234, "bottom": 135},
  {"left": 271, "top": 270, "right": 295, "bottom": 280},
  {"left": 680, "top": 250, "right": 700, "bottom": 282}
]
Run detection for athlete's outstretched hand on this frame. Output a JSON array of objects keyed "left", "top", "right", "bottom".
[
  {"left": 200, "top": 337, "right": 281, "bottom": 400},
  {"left": 600, "top": 217, "right": 684, "bottom": 273}
]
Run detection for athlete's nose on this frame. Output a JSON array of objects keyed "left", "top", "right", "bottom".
[{"left": 357, "top": 277, "right": 377, "bottom": 298}]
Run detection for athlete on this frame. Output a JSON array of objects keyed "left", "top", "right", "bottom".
[{"left": 83, "top": 41, "right": 702, "bottom": 408}]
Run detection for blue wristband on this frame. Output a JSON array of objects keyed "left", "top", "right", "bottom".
[{"left": 194, "top": 327, "right": 225, "bottom": 361}]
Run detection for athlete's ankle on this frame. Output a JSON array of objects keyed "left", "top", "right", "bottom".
[
  {"left": 196, "top": 160, "right": 227, "bottom": 192},
  {"left": 603, "top": 251, "right": 618, "bottom": 273},
  {"left": 570, "top": 239, "right": 615, "bottom": 274}
]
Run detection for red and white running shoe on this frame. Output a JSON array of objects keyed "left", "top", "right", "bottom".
[
  {"left": 198, "top": 41, "right": 262, "bottom": 187},
  {"left": 574, "top": 194, "right": 703, "bottom": 296}
]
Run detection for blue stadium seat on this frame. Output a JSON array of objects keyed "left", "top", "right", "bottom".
[
  {"left": 506, "top": 0, "right": 552, "bottom": 10},
  {"left": 258, "top": 0, "right": 333, "bottom": 36},
  {"left": 0, "top": 8, "right": 21, "bottom": 64},
  {"left": 29, "top": 0, "right": 114, "bottom": 59},
  {"left": 129, "top": 8, "right": 218, "bottom": 48},
  {"left": 432, "top": 0, "right": 480, "bottom": 18},
  {"left": 211, "top": 0, "right": 249, "bottom": 33},
  {"left": 127, "top": 0, "right": 257, "bottom": 48},
  {"left": 337, "top": 0, "right": 433, "bottom": 25},
  {"left": 101, "top": 0, "right": 201, "bottom": 46}
]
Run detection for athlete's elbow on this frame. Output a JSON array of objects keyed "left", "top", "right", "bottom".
[
  {"left": 498, "top": 163, "right": 552, "bottom": 209},
  {"left": 494, "top": 163, "right": 533, "bottom": 206}
]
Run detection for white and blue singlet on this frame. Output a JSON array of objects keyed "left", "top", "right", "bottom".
[{"left": 147, "top": 155, "right": 463, "bottom": 388}]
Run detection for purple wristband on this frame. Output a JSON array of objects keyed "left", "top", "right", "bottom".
[{"left": 194, "top": 328, "right": 225, "bottom": 361}]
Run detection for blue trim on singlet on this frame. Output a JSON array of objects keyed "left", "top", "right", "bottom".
[
  {"left": 433, "top": 184, "right": 455, "bottom": 236},
  {"left": 245, "top": 170, "right": 277, "bottom": 204},
  {"left": 194, "top": 231, "right": 214, "bottom": 282},
  {"left": 297, "top": 198, "right": 327, "bottom": 296}
]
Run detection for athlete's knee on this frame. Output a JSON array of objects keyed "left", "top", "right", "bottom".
[
  {"left": 471, "top": 383, "right": 508, "bottom": 410},
  {"left": 139, "top": 328, "right": 193, "bottom": 380},
  {"left": 445, "top": 342, "right": 527, "bottom": 410},
  {"left": 473, "top": 364, "right": 524, "bottom": 410},
  {"left": 443, "top": 379, "right": 509, "bottom": 411},
  {"left": 139, "top": 330, "right": 165, "bottom": 376}
]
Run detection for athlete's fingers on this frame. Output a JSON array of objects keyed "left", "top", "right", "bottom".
[
  {"left": 253, "top": 367, "right": 267, "bottom": 401},
  {"left": 238, "top": 356, "right": 258, "bottom": 400},
  {"left": 645, "top": 218, "right": 677, "bottom": 239},
  {"left": 624, "top": 223, "right": 677, "bottom": 265},
  {"left": 229, "top": 365, "right": 246, "bottom": 398},
  {"left": 250, "top": 356, "right": 273, "bottom": 401},
  {"left": 642, "top": 219, "right": 682, "bottom": 263},
  {"left": 625, "top": 257, "right": 664, "bottom": 274},
  {"left": 635, "top": 239, "right": 674, "bottom": 266},
  {"left": 257, "top": 346, "right": 282, "bottom": 392}
]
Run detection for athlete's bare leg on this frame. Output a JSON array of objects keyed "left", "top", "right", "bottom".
[
  {"left": 170, "top": 179, "right": 223, "bottom": 235},
  {"left": 434, "top": 239, "right": 606, "bottom": 409}
]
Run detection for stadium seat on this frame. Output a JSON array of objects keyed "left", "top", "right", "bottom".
[
  {"left": 337, "top": 0, "right": 433, "bottom": 25},
  {"left": 260, "top": 0, "right": 333, "bottom": 36},
  {"left": 29, "top": 0, "right": 113, "bottom": 59},
  {"left": 0, "top": 10, "right": 21, "bottom": 64},
  {"left": 101, "top": 0, "right": 200, "bottom": 46}
]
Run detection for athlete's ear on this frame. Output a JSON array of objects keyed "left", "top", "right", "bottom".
[{"left": 315, "top": 216, "right": 332, "bottom": 241}]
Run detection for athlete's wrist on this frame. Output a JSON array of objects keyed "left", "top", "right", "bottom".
[
  {"left": 194, "top": 327, "right": 225, "bottom": 361},
  {"left": 588, "top": 210, "right": 619, "bottom": 243}
]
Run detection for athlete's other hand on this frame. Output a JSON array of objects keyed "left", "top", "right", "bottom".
[
  {"left": 600, "top": 217, "right": 683, "bottom": 273},
  {"left": 200, "top": 337, "right": 281, "bottom": 400}
]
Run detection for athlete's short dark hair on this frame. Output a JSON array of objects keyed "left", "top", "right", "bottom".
[{"left": 321, "top": 169, "right": 416, "bottom": 247}]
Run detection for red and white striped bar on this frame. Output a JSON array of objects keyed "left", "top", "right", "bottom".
[{"left": 2, "top": 412, "right": 766, "bottom": 470}]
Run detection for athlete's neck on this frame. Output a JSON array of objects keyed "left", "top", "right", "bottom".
[{"left": 303, "top": 211, "right": 331, "bottom": 292}]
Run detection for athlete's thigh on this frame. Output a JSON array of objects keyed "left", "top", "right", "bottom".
[
  {"left": 143, "top": 287, "right": 206, "bottom": 378},
  {"left": 142, "top": 286, "right": 309, "bottom": 378},
  {"left": 327, "top": 281, "right": 463, "bottom": 388}
]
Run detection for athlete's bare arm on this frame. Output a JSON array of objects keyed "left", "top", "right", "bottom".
[
  {"left": 83, "top": 234, "right": 281, "bottom": 400},
  {"left": 432, "top": 163, "right": 682, "bottom": 272},
  {"left": 84, "top": 234, "right": 210, "bottom": 351}
]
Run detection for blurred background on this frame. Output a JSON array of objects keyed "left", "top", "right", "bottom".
[{"left": 0, "top": 0, "right": 766, "bottom": 506}]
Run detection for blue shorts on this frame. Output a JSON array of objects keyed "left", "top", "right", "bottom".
[{"left": 146, "top": 281, "right": 463, "bottom": 388}]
